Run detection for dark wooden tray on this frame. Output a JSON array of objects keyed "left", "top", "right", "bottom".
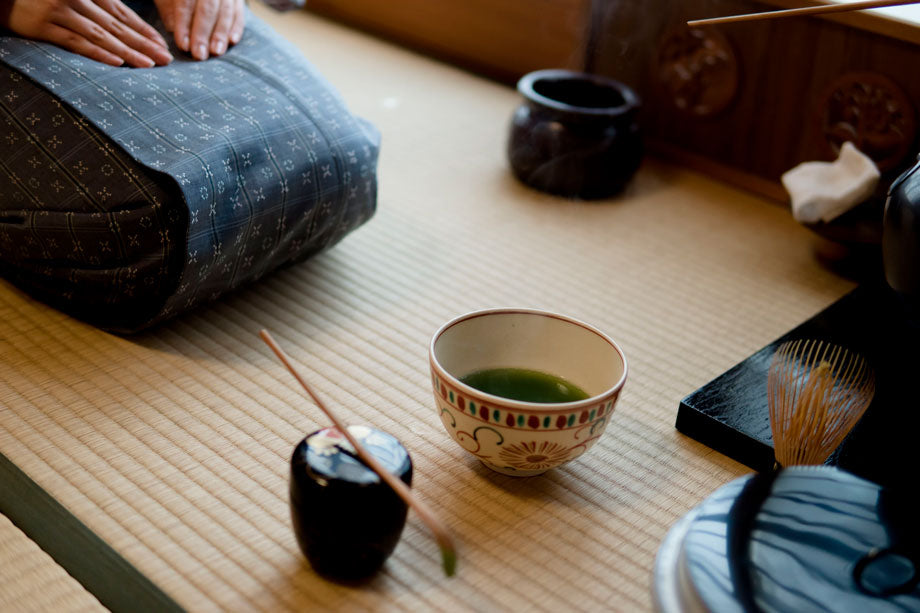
[{"left": 677, "top": 282, "right": 919, "bottom": 489}]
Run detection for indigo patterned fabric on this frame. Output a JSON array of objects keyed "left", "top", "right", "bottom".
[{"left": 0, "top": 5, "right": 379, "bottom": 332}]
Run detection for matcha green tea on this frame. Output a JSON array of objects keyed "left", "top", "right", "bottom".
[{"left": 460, "top": 368, "right": 589, "bottom": 403}]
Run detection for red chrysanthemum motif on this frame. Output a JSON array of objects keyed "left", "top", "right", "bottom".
[{"left": 498, "top": 441, "right": 571, "bottom": 471}]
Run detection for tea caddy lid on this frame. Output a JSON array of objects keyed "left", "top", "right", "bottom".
[{"left": 296, "top": 425, "right": 411, "bottom": 485}]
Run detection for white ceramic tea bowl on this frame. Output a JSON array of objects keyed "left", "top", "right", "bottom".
[{"left": 429, "top": 308, "right": 627, "bottom": 476}]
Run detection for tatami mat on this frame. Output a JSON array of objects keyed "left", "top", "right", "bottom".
[
  {"left": 0, "top": 5, "right": 855, "bottom": 612},
  {"left": 0, "top": 513, "right": 106, "bottom": 612}
]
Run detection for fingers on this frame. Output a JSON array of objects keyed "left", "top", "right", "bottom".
[
  {"left": 208, "top": 0, "right": 234, "bottom": 56},
  {"left": 190, "top": 0, "right": 221, "bottom": 60},
  {"left": 229, "top": 0, "right": 245, "bottom": 45},
  {"left": 75, "top": 0, "right": 171, "bottom": 66},
  {"left": 76, "top": 0, "right": 173, "bottom": 66},
  {"left": 172, "top": 0, "right": 194, "bottom": 52},
  {"left": 98, "top": 0, "right": 169, "bottom": 49},
  {"left": 153, "top": 0, "right": 175, "bottom": 32},
  {"left": 42, "top": 22, "right": 126, "bottom": 67},
  {"left": 173, "top": 0, "right": 244, "bottom": 60}
]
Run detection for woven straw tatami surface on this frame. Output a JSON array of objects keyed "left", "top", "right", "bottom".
[
  {"left": 0, "top": 514, "right": 105, "bottom": 612},
  {"left": 0, "top": 5, "right": 855, "bottom": 611}
]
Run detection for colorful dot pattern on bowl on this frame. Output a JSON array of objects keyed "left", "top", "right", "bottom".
[{"left": 433, "top": 375, "right": 616, "bottom": 431}]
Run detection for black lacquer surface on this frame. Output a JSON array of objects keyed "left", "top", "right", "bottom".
[
  {"left": 677, "top": 282, "right": 920, "bottom": 489},
  {"left": 289, "top": 426, "right": 412, "bottom": 581}
]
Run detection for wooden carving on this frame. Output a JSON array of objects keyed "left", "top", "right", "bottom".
[
  {"left": 655, "top": 27, "right": 739, "bottom": 118},
  {"left": 820, "top": 71, "right": 916, "bottom": 171}
]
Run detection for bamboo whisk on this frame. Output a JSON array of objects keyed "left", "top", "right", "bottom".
[{"left": 767, "top": 339, "right": 875, "bottom": 467}]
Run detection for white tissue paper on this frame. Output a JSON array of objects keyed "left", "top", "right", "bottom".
[{"left": 781, "top": 142, "right": 880, "bottom": 224}]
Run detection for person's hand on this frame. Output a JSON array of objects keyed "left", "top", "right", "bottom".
[
  {"left": 153, "top": 0, "right": 245, "bottom": 61},
  {"left": 0, "top": 0, "right": 173, "bottom": 67}
]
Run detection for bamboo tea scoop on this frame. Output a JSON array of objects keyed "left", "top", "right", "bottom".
[
  {"left": 767, "top": 338, "right": 875, "bottom": 467},
  {"left": 689, "top": 0, "right": 920, "bottom": 27}
]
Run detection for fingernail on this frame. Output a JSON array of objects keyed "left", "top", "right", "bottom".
[
  {"left": 213, "top": 40, "right": 226, "bottom": 55},
  {"left": 194, "top": 43, "right": 208, "bottom": 60},
  {"left": 180, "top": 35, "right": 190, "bottom": 51},
  {"left": 140, "top": 56, "right": 155, "bottom": 68},
  {"left": 230, "top": 31, "right": 241, "bottom": 44}
]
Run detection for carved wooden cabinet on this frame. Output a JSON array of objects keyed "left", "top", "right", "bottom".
[{"left": 593, "top": 1, "right": 920, "bottom": 199}]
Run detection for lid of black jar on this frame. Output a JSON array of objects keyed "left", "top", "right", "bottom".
[
  {"left": 294, "top": 426, "right": 412, "bottom": 485},
  {"left": 517, "top": 69, "right": 640, "bottom": 121},
  {"left": 677, "top": 466, "right": 920, "bottom": 612}
]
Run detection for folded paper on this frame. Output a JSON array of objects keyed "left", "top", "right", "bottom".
[{"left": 781, "top": 142, "right": 879, "bottom": 225}]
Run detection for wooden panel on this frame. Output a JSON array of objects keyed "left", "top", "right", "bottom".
[
  {"left": 303, "top": 0, "right": 920, "bottom": 199},
  {"left": 305, "top": 0, "right": 592, "bottom": 83},
  {"left": 592, "top": 0, "right": 920, "bottom": 200}
]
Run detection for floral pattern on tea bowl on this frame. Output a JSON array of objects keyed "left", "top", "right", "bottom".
[{"left": 429, "top": 308, "right": 628, "bottom": 476}]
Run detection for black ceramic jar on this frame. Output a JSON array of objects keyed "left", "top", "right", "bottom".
[
  {"left": 883, "top": 155, "right": 920, "bottom": 314},
  {"left": 289, "top": 425, "right": 412, "bottom": 581},
  {"left": 508, "top": 69, "right": 642, "bottom": 199}
]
